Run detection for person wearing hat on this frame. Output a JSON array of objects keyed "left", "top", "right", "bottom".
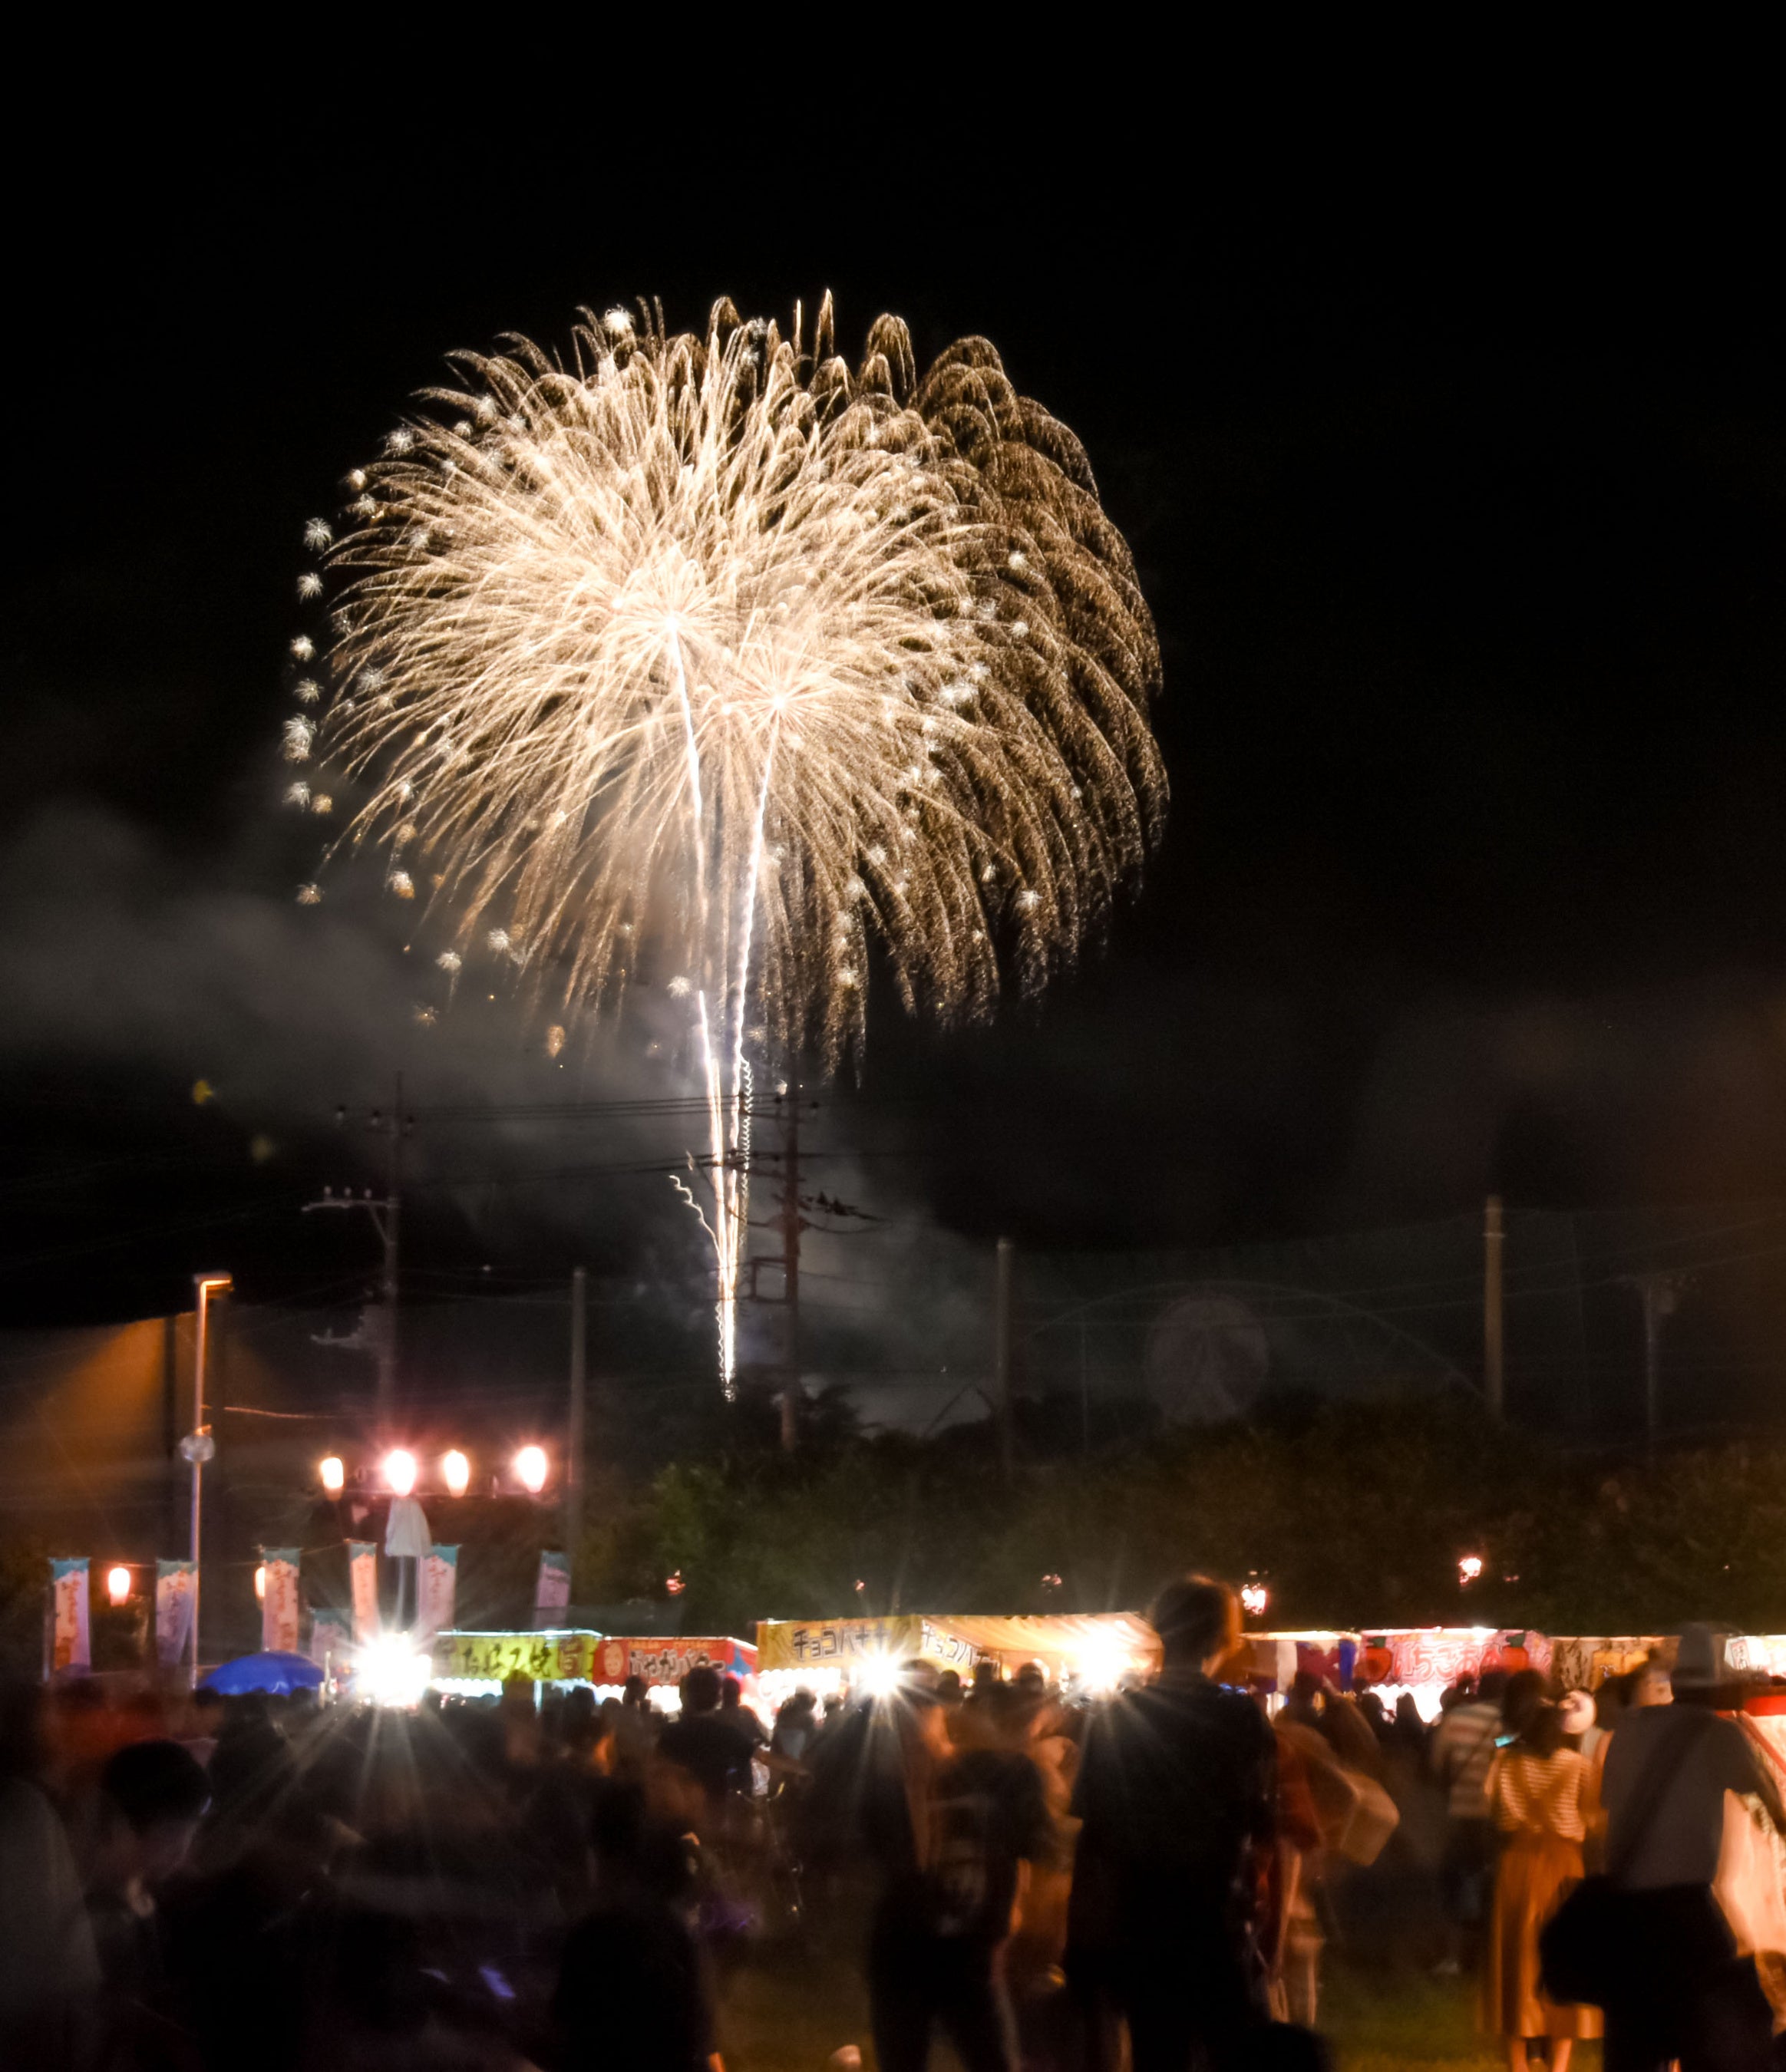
[{"left": 1596, "top": 1623, "right": 1785, "bottom": 2070}]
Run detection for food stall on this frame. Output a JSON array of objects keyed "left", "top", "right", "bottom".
[
  {"left": 754, "top": 1611, "right": 1160, "bottom": 1707},
  {"left": 431, "top": 1628, "right": 758, "bottom": 1708},
  {"left": 1241, "top": 1628, "right": 1670, "bottom": 1721}
]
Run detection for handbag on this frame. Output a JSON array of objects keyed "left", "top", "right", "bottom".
[{"left": 1540, "top": 1707, "right": 1715, "bottom": 2006}]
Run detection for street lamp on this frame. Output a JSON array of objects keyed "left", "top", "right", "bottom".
[
  {"left": 514, "top": 1444, "right": 548, "bottom": 1496},
  {"left": 319, "top": 1455, "right": 345, "bottom": 1495},
  {"left": 442, "top": 1449, "right": 470, "bottom": 1497},
  {"left": 184, "top": 1272, "right": 231, "bottom": 1687}
]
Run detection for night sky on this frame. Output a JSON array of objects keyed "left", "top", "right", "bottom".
[{"left": 8, "top": 130, "right": 1786, "bottom": 1334}]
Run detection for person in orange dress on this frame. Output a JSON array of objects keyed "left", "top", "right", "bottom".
[{"left": 1481, "top": 1694, "right": 1602, "bottom": 2070}]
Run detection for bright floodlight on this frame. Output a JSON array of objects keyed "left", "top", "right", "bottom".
[
  {"left": 253, "top": 1564, "right": 266, "bottom": 1602},
  {"left": 514, "top": 1445, "right": 548, "bottom": 1495},
  {"left": 383, "top": 1448, "right": 418, "bottom": 1496},
  {"left": 106, "top": 1566, "right": 131, "bottom": 1606},
  {"left": 319, "top": 1454, "right": 345, "bottom": 1494},
  {"left": 357, "top": 1634, "right": 431, "bottom": 1708},
  {"left": 1075, "top": 1632, "right": 1129, "bottom": 1694},
  {"left": 442, "top": 1449, "right": 470, "bottom": 1496},
  {"left": 862, "top": 1655, "right": 903, "bottom": 1700}
]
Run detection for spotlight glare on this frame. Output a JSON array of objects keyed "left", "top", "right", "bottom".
[
  {"left": 319, "top": 1454, "right": 345, "bottom": 1494},
  {"left": 442, "top": 1449, "right": 470, "bottom": 1496},
  {"left": 383, "top": 1448, "right": 418, "bottom": 1496},
  {"left": 513, "top": 1444, "right": 548, "bottom": 1495},
  {"left": 357, "top": 1634, "right": 431, "bottom": 1708}
]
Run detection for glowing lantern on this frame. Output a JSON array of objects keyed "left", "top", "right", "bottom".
[
  {"left": 319, "top": 1455, "right": 345, "bottom": 1494},
  {"left": 442, "top": 1449, "right": 470, "bottom": 1496},
  {"left": 106, "top": 1566, "right": 131, "bottom": 1606},
  {"left": 383, "top": 1448, "right": 418, "bottom": 1496},
  {"left": 514, "top": 1444, "right": 548, "bottom": 1495}
]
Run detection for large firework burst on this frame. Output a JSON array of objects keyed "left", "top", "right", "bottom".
[{"left": 292, "top": 294, "right": 1164, "bottom": 1386}]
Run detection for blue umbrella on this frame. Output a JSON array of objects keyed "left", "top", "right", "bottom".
[{"left": 200, "top": 1650, "right": 325, "bottom": 1696}]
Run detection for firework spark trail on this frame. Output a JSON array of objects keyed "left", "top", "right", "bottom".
[{"left": 289, "top": 295, "right": 1164, "bottom": 1391}]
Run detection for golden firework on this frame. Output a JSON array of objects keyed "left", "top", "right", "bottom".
[{"left": 297, "top": 294, "right": 1164, "bottom": 1385}]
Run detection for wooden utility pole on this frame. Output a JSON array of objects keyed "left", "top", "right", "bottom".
[
  {"left": 1484, "top": 1194, "right": 1505, "bottom": 1419},
  {"left": 995, "top": 1237, "right": 1015, "bottom": 1481},
  {"left": 567, "top": 1266, "right": 586, "bottom": 1565}
]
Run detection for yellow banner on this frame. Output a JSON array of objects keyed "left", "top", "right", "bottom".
[
  {"left": 756, "top": 1615, "right": 923, "bottom": 1673},
  {"left": 433, "top": 1630, "right": 599, "bottom": 1683}
]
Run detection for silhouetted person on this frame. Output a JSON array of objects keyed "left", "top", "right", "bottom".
[
  {"left": 554, "top": 1782, "right": 719, "bottom": 2071},
  {"left": 659, "top": 1665, "right": 751, "bottom": 1823},
  {"left": 850, "top": 1685, "right": 1051, "bottom": 2072},
  {"left": 1068, "top": 1575, "right": 1277, "bottom": 2070},
  {"left": 0, "top": 1678, "right": 99, "bottom": 2070},
  {"left": 1596, "top": 1624, "right": 1785, "bottom": 2072}
]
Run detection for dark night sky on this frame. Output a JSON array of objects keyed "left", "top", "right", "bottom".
[{"left": 8, "top": 111, "right": 1786, "bottom": 1328}]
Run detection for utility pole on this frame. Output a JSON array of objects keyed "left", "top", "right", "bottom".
[
  {"left": 305, "top": 1073, "right": 409, "bottom": 1431},
  {"left": 1625, "top": 1272, "right": 1683, "bottom": 1459},
  {"left": 566, "top": 1266, "right": 586, "bottom": 1567},
  {"left": 994, "top": 1237, "right": 1015, "bottom": 1482},
  {"left": 1484, "top": 1194, "right": 1505, "bottom": 1420},
  {"left": 779, "top": 1094, "right": 801, "bottom": 1453}
]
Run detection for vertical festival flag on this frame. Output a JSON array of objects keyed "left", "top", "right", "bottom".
[
  {"left": 418, "top": 1545, "right": 457, "bottom": 1641},
  {"left": 155, "top": 1559, "right": 196, "bottom": 1667},
  {"left": 535, "top": 1549, "right": 571, "bottom": 1618},
  {"left": 309, "top": 1608, "right": 350, "bottom": 1672},
  {"left": 51, "top": 1558, "right": 91, "bottom": 1674},
  {"left": 261, "top": 1548, "right": 301, "bottom": 1654},
  {"left": 348, "top": 1540, "right": 379, "bottom": 1645}
]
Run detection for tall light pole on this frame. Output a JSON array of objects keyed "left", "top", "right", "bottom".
[{"left": 185, "top": 1273, "right": 230, "bottom": 1687}]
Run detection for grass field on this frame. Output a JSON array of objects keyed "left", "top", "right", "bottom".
[{"left": 715, "top": 1948, "right": 1603, "bottom": 2070}]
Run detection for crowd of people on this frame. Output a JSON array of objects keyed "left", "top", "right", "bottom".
[{"left": 1, "top": 1583, "right": 1783, "bottom": 2070}]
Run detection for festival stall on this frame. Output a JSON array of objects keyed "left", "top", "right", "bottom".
[
  {"left": 431, "top": 1628, "right": 758, "bottom": 1707},
  {"left": 754, "top": 1611, "right": 1160, "bottom": 1707},
  {"left": 1242, "top": 1628, "right": 1672, "bottom": 1721}
]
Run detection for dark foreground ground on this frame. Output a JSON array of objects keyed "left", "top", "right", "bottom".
[{"left": 714, "top": 1948, "right": 1597, "bottom": 2071}]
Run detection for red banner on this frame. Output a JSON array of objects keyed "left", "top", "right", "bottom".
[{"left": 589, "top": 1635, "right": 757, "bottom": 1687}]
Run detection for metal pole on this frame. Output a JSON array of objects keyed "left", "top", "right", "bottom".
[
  {"left": 189, "top": 1275, "right": 229, "bottom": 1688},
  {"left": 567, "top": 1267, "right": 586, "bottom": 1565},
  {"left": 378, "top": 1072, "right": 404, "bottom": 1430},
  {"left": 779, "top": 1094, "right": 801, "bottom": 1453},
  {"left": 1643, "top": 1282, "right": 1661, "bottom": 1458},
  {"left": 1080, "top": 1317, "right": 1090, "bottom": 1457},
  {"left": 190, "top": 1295, "right": 205, "bottom": 1688},
  {"left": 995, "top": 1237, "right": 1015, "bottom": 1481},
  {"left": 1484, "top": 1195, "right": 1505, "bottom": 1419}
]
